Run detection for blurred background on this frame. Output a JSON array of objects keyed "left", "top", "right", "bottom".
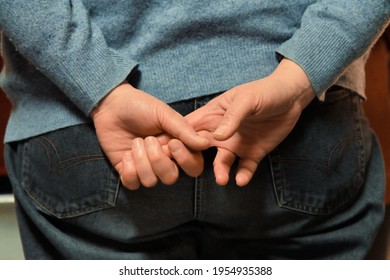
[
  {"left": 0, "top": 27, "right": 389, "bottom": 260},
  {"left": 0, "top": 53, "right": 23, "bottom": 259},
  {"left": 362, "top": 27, "right": 390, "bottom": 260}
]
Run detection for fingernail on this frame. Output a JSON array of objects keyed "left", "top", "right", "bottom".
[
  {"left": 214, "top": 124, "right": 228, "bottom": 136},
  {"left": 236, "top": 174, "right": 249, "bottom": 187},
  {"left": 169, "top": 141, "right": 180, "bottom": 153},
  {"left": 194, "top": 134, "right": 209, "bottom": 144},
  {"left": 145, "top": 136, "right": 154, "bottom": 148},
  {"left": 133, "top": 138, "right": 143, "bottom": 149}
]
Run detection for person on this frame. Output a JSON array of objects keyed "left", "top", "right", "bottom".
[{"left": 0, "top": 0, "right": 389, "bottom": 259}]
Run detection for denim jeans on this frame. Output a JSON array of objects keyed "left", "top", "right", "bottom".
[{"left": 5, "top": 88, "right": 385, "bottom": 259}]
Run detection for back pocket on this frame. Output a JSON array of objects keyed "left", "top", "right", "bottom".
[
  {"left": 269, "top": 92, "right": 367, "bottom": 215},
  {"left": 21, "top": 123, "right": 120, "bottom": 219}
]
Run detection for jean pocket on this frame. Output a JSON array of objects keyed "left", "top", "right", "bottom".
[
  {"left": 21, "top": 123, "right": 120, "bottom": 219},
  {"left": 269, "top": 92, "right": 367, "bottom": 215}
]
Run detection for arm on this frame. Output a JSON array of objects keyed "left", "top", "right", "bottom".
[
  {"left": 277, "top": 0, "right": 390, "bottom": 99},
  {"left": 0, "top": 0, "right": 137, "bottom": 115},
  {"left": 187, "top": 1, "right": 390, "bottom": 186},
  {"left": 1, "top": 1, "right": 209, "bottom": 189},
  {"left": 119, "top": 1, "right": 390, "bottom": 188}
]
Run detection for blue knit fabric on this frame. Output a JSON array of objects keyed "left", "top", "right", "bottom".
[{"left": 1, "top": 0, "right": 389, "bottom": 142}]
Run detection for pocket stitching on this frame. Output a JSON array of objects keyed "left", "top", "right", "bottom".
[
  {"left": 21, "top": 127, "right": 120, "bottom": 219},
  {"left": 270, "top": 96, "right": 366, "bottom": 215},
  {"left": 36, "top": 136, "right": 106, "bottom": 173}
]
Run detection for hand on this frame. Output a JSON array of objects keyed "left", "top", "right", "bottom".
[
  {"left": 186, "top": 59, "right": 315, "bottom": 186},
  {"left": 91, "top": 83, "right": 209, "bottom": 190},
  {"left": 120, "top": 136, "right": 205, "bottom": 190}
]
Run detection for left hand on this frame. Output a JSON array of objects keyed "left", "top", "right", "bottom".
[
  {"left": 91, "top": 83, "right": 209, "bottom": 190},
  {"left": 120, "top": 135, "right": 205, "bottom": 189}
]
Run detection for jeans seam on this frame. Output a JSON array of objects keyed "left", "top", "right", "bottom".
[
  {"left": 193, "top": 98, "right": 204, "bottom": 220},
  {"left": 193, "top": 176, "right": 202, "bottom": 219}
]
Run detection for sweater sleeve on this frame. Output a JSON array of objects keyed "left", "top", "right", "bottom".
[
  {"left": 0, "top": 0, "right": 138, "bottom": 115},
  {"left": 276, "top": 0, "right": 390, "bottom": 100}
]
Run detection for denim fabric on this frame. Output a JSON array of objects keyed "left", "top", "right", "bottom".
[{"left": 5, "top": 89, "right": 385, "bottom": 259}]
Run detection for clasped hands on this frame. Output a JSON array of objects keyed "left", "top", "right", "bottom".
[{"left": 91, "top": 59, "right": 315, "bottom": 190}]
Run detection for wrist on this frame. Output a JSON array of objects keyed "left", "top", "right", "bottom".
[
  {"left": 90, "top": 81, "right": 131, "bottom": 120},
  {"left": 270, "top": 58, "right": 315, "bottom": 109}
]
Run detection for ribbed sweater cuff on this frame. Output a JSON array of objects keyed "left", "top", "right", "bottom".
[
  {"left": 276, "top": 26, "right": 356, "bottom": 100},
  {"left": 276, "top": 1, "right": 389, "bottom": 101},
  {"left": 54, "top": 43, "right": 138, "bottom": 115}
]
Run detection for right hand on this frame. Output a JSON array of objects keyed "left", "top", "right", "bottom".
[
  {"left": 91, "top": 83, "right": 209, "bottom": 190},
  {"left": 186, "top": 59, "right": 315, "bottom": 186}
]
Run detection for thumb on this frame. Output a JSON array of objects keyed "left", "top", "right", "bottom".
[{"left": 213, "top": 93, "right": 253, "bottom": 141}]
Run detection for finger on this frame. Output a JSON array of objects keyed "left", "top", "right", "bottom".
[
  {"left": 156, "top": 133, "right": 172, "bottom": 146},
  {"left": 185, "top": 105, "right": 210, "bottom": 131},
  {"left": 235, "top": 158, "right": 260, "bottom": 187},
  {"left": 132, "top": 138, "right": 158, "bottom": 188},
  {"left": 214, "top": 92, "right": 253, "bottom": 141},
  {"left": 161, "top": 144, "right": 172, "bottom": 158},
  {"left": 145, "top": 136, "right": 179, "bottom": 185},
  {"left": 213, "top": 148, "right": 236, "bottom": 186},
  {"left": 168, "top": 139, "right": 204, "bottom": 177},
  {"left": 156, "top": 134, "right": 173, "bottom": 158},
  {"left": 120, "top": 152, "right": 141, "bottom": 190},
  {"left": 158, "top": 107, "right": 210, "bottom": 151}
]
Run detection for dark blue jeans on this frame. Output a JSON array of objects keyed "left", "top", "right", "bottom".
[{"left": 5, "top": 89, "right": 385, "bottom": 259}]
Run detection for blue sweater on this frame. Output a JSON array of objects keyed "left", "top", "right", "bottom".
[{"left": 1, "top": 0, "right": 389, "bottom": 142}]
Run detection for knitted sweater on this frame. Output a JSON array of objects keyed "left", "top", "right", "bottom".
[{"left": 1, "top": 0, "right": 389, "bottom": 142}]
